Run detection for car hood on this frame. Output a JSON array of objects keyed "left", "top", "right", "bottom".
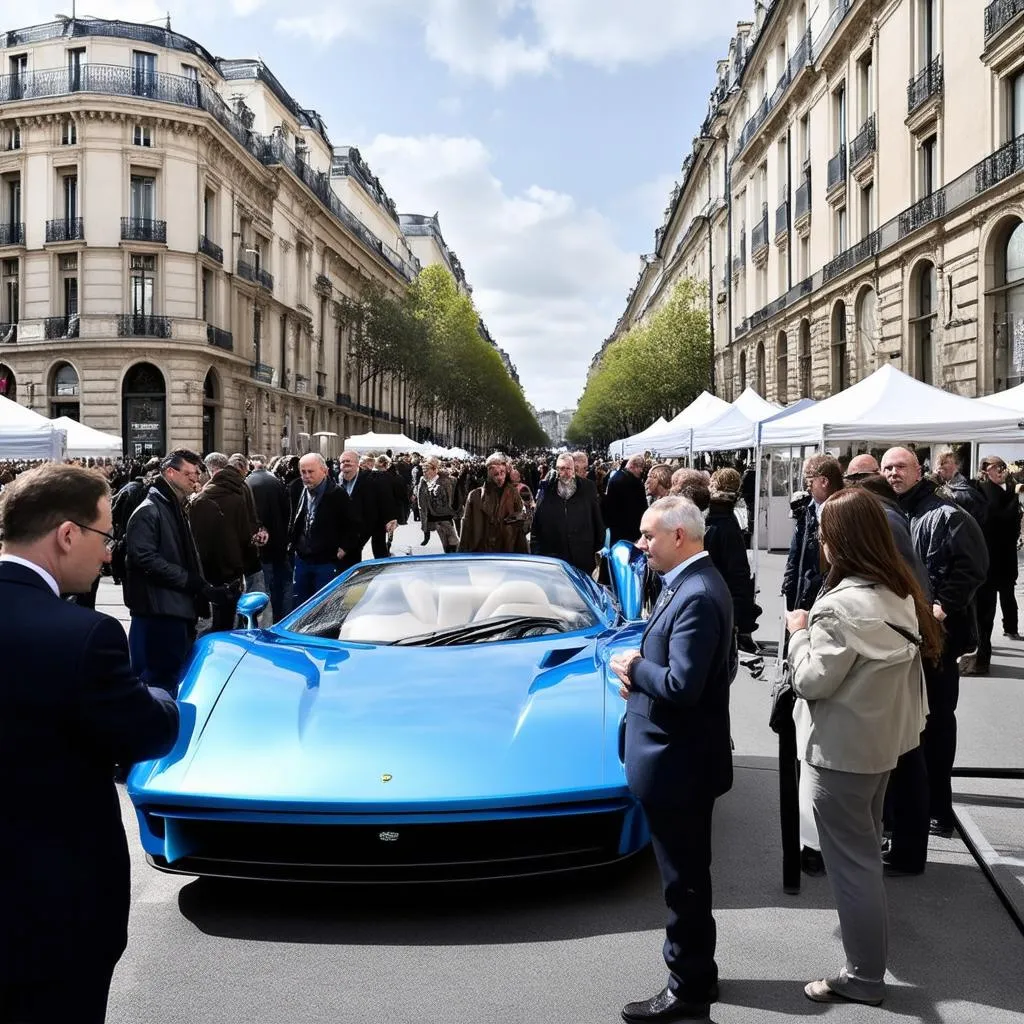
[{"left": 137, "top": 631, "right": 624, "bottom": 811}]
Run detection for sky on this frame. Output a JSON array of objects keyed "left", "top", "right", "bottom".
[{"left": 3, "top": 0, "right": 756, "bottom": 411}]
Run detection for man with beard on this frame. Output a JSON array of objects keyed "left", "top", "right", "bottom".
[
  {"left": 881, "top": 447, "right": 988, "bottom": 839},
  {"left": 531, "top": 452, "right": 604, "bottom": 574},
  {"left": 459, "top": 452, "right": 529, "bottom": 554}
]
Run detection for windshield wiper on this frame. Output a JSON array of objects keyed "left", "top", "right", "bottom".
[{"left": 392, "top": 615, "right": 566, "bottom": 647}]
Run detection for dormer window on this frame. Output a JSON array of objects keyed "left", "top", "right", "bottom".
[
  {"left": 61, "top": 119, "right": 77, "bottom": 146},
  {"left": 133, "top": 125, "right": 152, "bottom": 148}
]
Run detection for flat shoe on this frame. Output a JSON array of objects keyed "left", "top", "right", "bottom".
[{"left": 804, "top": 979, "right": 883, "bottom": 1006}]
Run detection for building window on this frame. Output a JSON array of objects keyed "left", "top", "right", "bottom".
[
  {"left": 775, "top": 332, "right": 788, "bottom": 403},
  {"left": 62, "top": 173, "right": 78, "bottom": 222},
  {"left": 5, "top": 126, "right": 21, "bottom": 151},
  {"left": 739, "top": 349, "right": 747, "bottom": 390},
  {"left": 201, "top": 268, "right": 213, "bottom": 322},
  {"left": 995, "top": 221, "right": 1024, "bottom": 390},
  {"left": 860, "top": 182, "right": 874, "bottom": 237},
  {"left": 3, "top": 258, "right": 19, "bottom": 324},
  {"left": 130, "top": 254, "right": 156, "bottom": 316},
  {"left": 130, "top": 175, "right": 156, "bottom": 221},
  {"left": 798, "top": 319, "right": 811, "bottom": 397},
  {"left": 182, "top": 64, "right": 199, "bottom": 81},
  {"left": 798, "top": 235, "right": 810, "bottom": 280},
  {"left": 919, "top": 0, "right": 938, "bottom": 67},
  {"left": 9, "top": 55, "right": 27, "bottom": 99},
  {"left": 133, "top": 124, "right": 152, "bottom": 148},
  {"left": 832, "top": 302, "right": 849, "bottom": 392},
  {"left": 132, "top": 50, "right": 157, "bottom": 98},
  {"left": 67, "top": 48, "right": 85, "bottom": 91},
  {"left": 755, "top": 342, "right": 766, "bottom": 395},
  {"left": 911, "top": 262, "right": 937, "bottom": 384},
  {"left": 51, "top": 362, "right": 81, "bottom": 421},
  {"left": 60, "top": 253, "right": 78, "bottom": 317},
  {"left": 6, "top": 176, "right": 21, "bottom": 228},
  {"left": 920, "top": 134, "right": 937, "bottom": 197},
  {"left": 1010, "top": 70, "right": 1024, "bottom": 142},
  {"left": 800, "top": 113, "right": 811, "bottom": 172},
  {"left": 61, "top": 118, "right": 77, "bottom": 145},
  {"left": 858, "top": 50, "right": 874, "bottom": 121},
  {"left": 834, "top": 206, "right": 848, "bottom": 255},
  {"left": 833, "top": 82, "right": 847, "bottom": 147}
]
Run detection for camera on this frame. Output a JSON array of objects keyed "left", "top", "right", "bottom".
[{"left": 789, "top": 490, "right": 811, "bottom": 514}]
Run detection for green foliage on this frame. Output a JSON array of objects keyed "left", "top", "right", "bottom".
[
  {"left": 340, "top": 265, "right": 547, "bottom": 448},
  {"left": 566, "top": 278, "right": 712, "bottom": 447}
]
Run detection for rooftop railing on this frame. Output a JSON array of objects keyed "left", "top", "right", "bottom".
[{"left": 985, "top": 0, "right": 1024, "bottom": 39}]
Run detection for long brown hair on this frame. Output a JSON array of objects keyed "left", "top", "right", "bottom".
[{"left": 818, "top": 488, "right": 943, "bottom": 664}]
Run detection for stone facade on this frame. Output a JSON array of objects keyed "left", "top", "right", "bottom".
[
  {"left": 0, "top": 17, "right": 422, "bottom": 458},
  {"left": 607, "top": 0, "right": 1024, "bottom": 408}
]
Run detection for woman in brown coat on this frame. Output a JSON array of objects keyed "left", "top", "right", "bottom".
[{"left": 459, "top": 453, "right": 529, "bottom": 554}]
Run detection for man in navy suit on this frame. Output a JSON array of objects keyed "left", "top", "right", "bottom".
[
  {"left": 611, "top": 495, "right": 736, "bottom": 1022},
  {"left": 0, "top": 463, "right": 180, "bottom": 1024}
]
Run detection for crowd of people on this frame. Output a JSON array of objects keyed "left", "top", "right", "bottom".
[{"left": 1, "top": 438, "right": 1022, "bottom": 1022}]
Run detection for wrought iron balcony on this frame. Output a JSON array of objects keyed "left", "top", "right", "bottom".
[
  {"left": 775, "top": 200, "right": 789, "bottom": 238},
  {"left": 46, "top": 218, "right": 84, "bottom": 243},
  {"left": 0, "top": 222, "right": 25, "bottom": 247},
  {"left": 117, "top": 313, "right": 171, "bottom": 338},
  {"left": 794, "top": 179, "right": 812, "bottom": 222},
  {"left": 314, "top": 273, "right": 332, "bottom": 296},
  {"left": 0, "top": 322, "right": 16, "bottom": 343},
  {"left": 295, "top": 374, "right": 309, "bottom": 394},
  {"left": 206, "top": 325, "right": 233, "bottom": 351},
  {"left": 336, "top": 392, "right": 352, "bottom": 408},
  {"left": 199, "top": 234, "right": 223, "bottom": 263},
  {"left": 43, "top": 314, "right": 80, "bottom": 339},
  {"left": 251, "top": 362, "right": 274, "bottom": 385},
  {"left": 236, "top": 259, "right": 273, "bottom": 291},
  {"left": 898, "top": 190, "right": 947, "bottom": 238},
  {"left": 822, "top": 229, "right": 881, "bottom": 284},
  {"left": 849, "top": 115, "right": 876, "bottom": 167},
  {"left": 908, "top": 55, "right": 943, "bottom": 115},
  {"left": 121, "top": 217, "right": 166, "bottom": 243},
  {"left": 976, "top": 133, "right": 1024, "bottom": 191},
  {"left": 751, "top": 205, "right": 769, "bottom": 257},
  {"left": 827, "top": 145, "right": 847, "bottom": 192},
  {"left": 985, "top": 0, "right": 1024, "bottom": 39}
]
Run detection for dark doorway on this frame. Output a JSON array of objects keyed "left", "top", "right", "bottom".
[
  {"left": 122, "top": 362, "right": 166, "bottom": 458},
  {"left": 202, "top": 370, "right": 218, "bottom": 455}
]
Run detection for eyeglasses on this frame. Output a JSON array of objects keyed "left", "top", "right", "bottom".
[
  {"left": 72, "top": 521, "right": 116, "bottom": 551},
  {"left": 986, "top": 464, "right": 1008, "bottom": 472}
]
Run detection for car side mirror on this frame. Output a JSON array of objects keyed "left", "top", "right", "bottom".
[
  {"left": 236, "top": 591, "right": 269, "bottom": 629},
  {"left": 601, "top": 539, "right": 645, "bottom": 622}
]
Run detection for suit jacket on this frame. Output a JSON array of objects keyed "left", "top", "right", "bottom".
[
  {"left": 340, "top": 469, "right": 397, "bottom": 543},
  {"left": 602, "top": 469, "right": 648, "bottom": 546},
  {"left": 288, "top": 478, "right": 360, "bottom": 565},
  {"left": 246, "top": 468, "right": 291, "bottom": 562},
  {"left": 624, "top": 555, "right": 735, "bottom": 806},
  {"left": 0, "top": 561, "right": 179, "bottom": 981}
]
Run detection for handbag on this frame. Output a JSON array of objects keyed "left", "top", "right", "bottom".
[{"left": 768, "top": 659, "right": 796, "bottom": 734}]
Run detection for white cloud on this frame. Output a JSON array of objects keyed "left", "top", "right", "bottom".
[{"left": 362, "top": 133, "right": 636, "bottom": 409}]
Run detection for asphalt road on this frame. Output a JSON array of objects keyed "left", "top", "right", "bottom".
[{"left": 104, "top": 525, "right": 1024, "bottom": 1024}]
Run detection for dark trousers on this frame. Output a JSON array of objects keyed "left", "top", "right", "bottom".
[
  {"left": 210, "top": 587, "right": 240, "bottom": 632},
  {"left": 643, "top": 800, "right": 718, "bottom": 1002},
  {"left": 883, "top": 743, "right": 930, "bottom": 872},
  {"left": 975, "top": 578, "right": 1019, "bottom": 664},
  {"left": 777, "top": 715, "right": 802, "bottom": 892},
  {"left": 1, "top": 962, "right": 115, "bottom": 1024},
  {"left": 371, "top": 527, "right": 390, "bottom": 559},
  {"left": 261, "top": 558, "right": 292, "bottom": 623},
  {"left": 922, "top": 649, "right": 960, "bottom": 823},
  {"left": 128, "top": 615, "right": 194, "bottom": 699},
  {"left": 292, "top": 556, "right": 338, "bottom": 607}
]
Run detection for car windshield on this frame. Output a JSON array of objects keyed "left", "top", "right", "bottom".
[{"left": 286, "top": 558, "right": 598, "bottom": 645}]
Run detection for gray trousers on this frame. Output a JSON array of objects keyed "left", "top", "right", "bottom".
[{"left": 804, "top": 762, "right": 891, "bottom": 1002}]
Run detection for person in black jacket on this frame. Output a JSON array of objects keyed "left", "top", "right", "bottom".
[
  {"left": 601, "top": 454, "right": 648, "bottom": 546},
  {"left": 247, "top": 458, "right": 293, "bottom": 622},
  {"left": 124, "top": 449, "right": 224, "bottom": 698},
  {"left": 0, "top": 463, "right": 179, "bottom": 1024},
  {"left": 108, "top": 457, "right": 160, "bottom": 584},
  {"left": 530, "top": 453, "right": 604, "bottom": 575},
  {"left": 882, "top": 447, "right": 989, "bottom": 837},
  {"left": 375, "top": 455, "right": 410, "bottom": 550},
  {"left": 290, "top": 453, "right": 360, "bottom": 604},
  {"left": 338, "top": 449, "right": 396, "bottom": 563},
  {"left": 973, "top": 454, "right": 1023, "bottom": 671},
  {"left": 706, "top": 468, "right": 761, "bottom": 641}
]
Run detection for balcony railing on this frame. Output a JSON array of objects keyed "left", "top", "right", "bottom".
[
  {"left": 256, "top": 266, "right": 274, "bottom": 291},
  {"left": 0, "top": 60, "right": 420, "bottom": 283},
  {"left": 751, "top": 205, "right": 769, "bottom": 257},
  {"left": 775, "top": 200, "right": 789, "bottom": 238},
  {"left": 121, "top": 217, "right": 166, "bottom": 243},
  {"left": 794, "top": 179, "right": 812, "bottom": 222},
  {"left": 0, "top": 222, "right": 25, "bottom": 247},
  {"left": 206, "top": 325, "right": 233, "bottom": 351},
  {"left": 336, "top": 392, "right": 352, "bottom": 408},
  {"left": 908, "top": 55, "right": 943, "bottom": 115},
  {"left": 976, "top": 133, "right": 1024, "bottom": 190},
  {"left": 43, "top": 314, "right": 80, "bottom": 339},
  {"left": 117, "top": 314, "right": 171, "bottom": 338},
  {"left": 236, "top": 259, "right": 273, "bottom": 291},
  {"left": 985, "top": 0, "right": 1024, "bottom": 39},
  {"left": 827, "top": 145, "right": 847, "bottom": 191},
  {"left": 822, "top": 229, "right": 881, "bottom": 284},
  {"left": 294, "top": 374, "right": 309, "bottom": 394},
  {"left": 199, "top": 234, "right": 223, "bottom": 263},
  {"left": 46, "top": 218, "right": 84, "bottom": 243},
  {"left": 251, "top": 362, "right": 274, "bottom": 385},
  {"left": 849, "top": 115, "right": 876, "bottom": 167},
  {"left": 899, "top": 190, "right": 947, "bottom": 237},
  {"left": 314, "top": 273, "right": 332, "bottom": 296}
]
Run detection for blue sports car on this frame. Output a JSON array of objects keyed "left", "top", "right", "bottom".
[{"left": 128, "top": 546, "right": 650, "bottom": 882}]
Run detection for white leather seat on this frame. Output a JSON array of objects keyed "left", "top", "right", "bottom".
[
  {"left": 340, "top": 612, "right": 431, "bottom": 643},
  {"left": 435, "top": 585, "right": 483, "bottom": 628},
  {"left": 475, "top": 581, "right": 551, "bottom": 620}
]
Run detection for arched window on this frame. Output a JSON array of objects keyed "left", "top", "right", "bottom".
[
  {"left": 798, "top": 319, "right": 811, "bottom": 397},
  {"left": 739, "top": 348, "right": 747, "bottom": 391},
  {"left": 122, "top": 362, "right": 166, "bottom": 457},
  {"left": 831, "top": 302, "right": 849, "bottom": 392},
  {"left": 755, "top": 342, "right": 766, "bottom": 396},
  {"left": 994, "top": 221, "right": 1024, "bottom": 391},
  {"left": 50, "top": 361, "right": 80, "bottom": 420},
  {"left": 775, "top": 331, "right": 788, "bottom": 404},
  {"left": 855, "top": 286, "right": 878, "bottom": 379},
  {"left": 910, "top": 261, "right": 937, "bottom": 385}
]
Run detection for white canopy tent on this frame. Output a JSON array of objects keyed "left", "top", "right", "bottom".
[
  {"left": 0, "top": 395, "right": 66, "bottom": 460},
  {"left": 641, "top": 392, "right": 732, "bottom": 457},
  {"left": 50, "top": 417, "right": 122, "bottom": 459},
  {"left": 343, "top": 431, "right": 424, "bottom": 454},
  {"left": 611, "top": 416, "right": 668, "bottom": 459},
  {"left": 976, "top": 382, "right": 1024, "bottom": 410},
  {"left": 689, "top": 388, "right": 782, "bottom": 453}
]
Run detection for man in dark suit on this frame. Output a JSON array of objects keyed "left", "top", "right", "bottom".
[
  {"left": 603, "top": 454, "right": 649, "bottom": 546},
  {"left": 611, "top": 495, "right": 735, "bottom": 1023},
  {"left": 339, "top": 449, "right": 398, "bottom": 563},
  {"left": 0, "top": 463, "right": 180, "bottom": 1024},
  {"left": 246, "top": 457, "right": 293, "bottom": 622},
  {"left": 290, "top": 453, "right": 361, "bottom": 605}
]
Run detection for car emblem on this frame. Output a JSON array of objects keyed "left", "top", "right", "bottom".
[
  {"left": 379, "top": 831, "right": 400, "bottom": 842},
  {"left": 381, "top": 773, "right": 393, "bottom": 783}
]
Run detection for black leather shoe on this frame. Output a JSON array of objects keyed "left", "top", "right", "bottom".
[
  {"left": 621, "top": 987, "right": 710, "bottom": 1022},
  {"left": 1004, "top": 631, "right": 1023, "bottom": 641},
  {"left": 929, "top": 818, "right": 955, "bottom": 839},
  {"left": 882, "top": 855, "right": 925, "bottom": 877},
  {"left": 801, "top": 846, "right": 826, "bottom": 876}
]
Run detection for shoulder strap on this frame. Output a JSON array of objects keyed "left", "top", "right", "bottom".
[{"left": 885, "top": 620, "right": 920, "bottom": 645}]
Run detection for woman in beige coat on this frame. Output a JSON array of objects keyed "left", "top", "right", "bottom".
[{"left": 786, "top": 487, "right": 942, "bottom": 1007}]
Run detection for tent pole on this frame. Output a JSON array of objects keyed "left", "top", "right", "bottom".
[{"left": 751, "top": 425, "right": 762, "bottom": 585}]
